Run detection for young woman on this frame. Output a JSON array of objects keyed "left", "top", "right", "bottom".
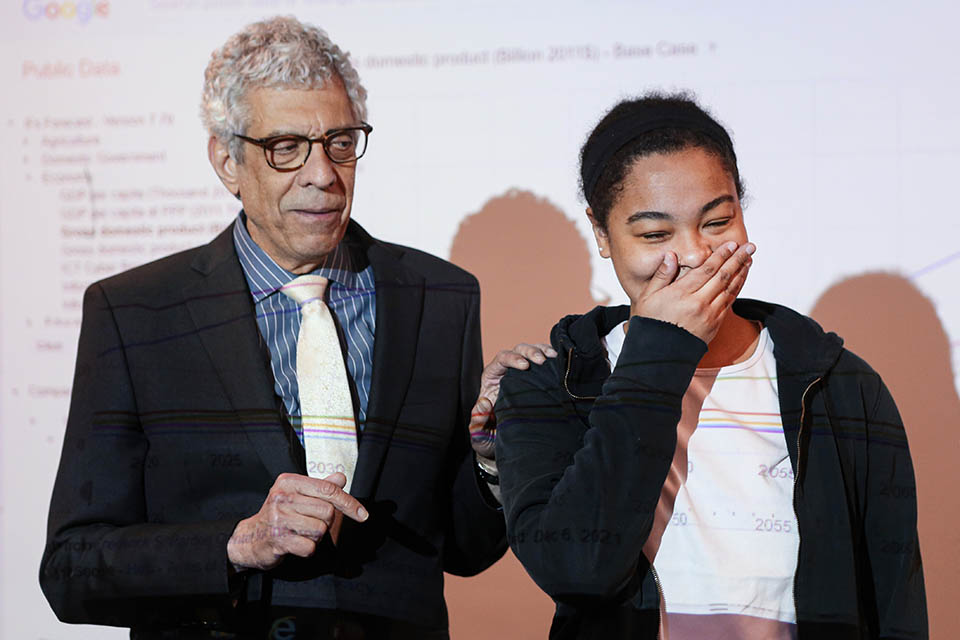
[{"left": 495, "top": 94, "right": 927, "bottom": 639}]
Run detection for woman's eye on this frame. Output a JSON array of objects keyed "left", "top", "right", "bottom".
[
  {"left": 705, "top": 218, "right": 731, "bottom": 229},
  {"left": 641, "top": 232, "right": 668, "bottom": 241}
]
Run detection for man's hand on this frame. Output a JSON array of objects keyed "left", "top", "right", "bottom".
[
  {"left": 470, "top": 343, "right": 558, "bottom": 460},
  {"left": 633, "top": 241, "right": 755, "bottom": 344},
  {"left": 226, "top": 472, "right": 368, "bottom": 572}
]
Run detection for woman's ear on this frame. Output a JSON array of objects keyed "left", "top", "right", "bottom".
[{"left": 586, "top": 207, "right": 611, "bottom": 259}]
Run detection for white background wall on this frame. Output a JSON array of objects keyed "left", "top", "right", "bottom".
[{"left": 2, "top": 1, "right": 958, "bottom": 637}]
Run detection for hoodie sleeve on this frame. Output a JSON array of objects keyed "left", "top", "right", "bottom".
[
  {"left": 861, "top": 375, "right": 928, "bottom": 639},
  {"left": 495, "top": 316, "right": 706, "bottom": 605}
]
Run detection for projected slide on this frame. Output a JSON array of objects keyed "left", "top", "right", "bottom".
[{"left": 1, "top": 2, "right": 958, "bottom": 638}]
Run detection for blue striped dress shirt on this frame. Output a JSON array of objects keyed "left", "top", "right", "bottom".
[{"left": 232, "top": 212, "right": 376, "bottom": 438}]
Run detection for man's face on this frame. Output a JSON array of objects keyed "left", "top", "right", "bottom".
[
  {"left": 589, "top": 146, "right": 749, "bottom": 306},
  {"left": 227, "top": 80, "right": 359, "bottom": 273}
]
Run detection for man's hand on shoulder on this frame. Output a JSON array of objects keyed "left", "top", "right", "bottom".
[
  {"left": 227, "top": 472, "right": 368, "bottom": 572},
  {"left": 469, "top": 343, "right": 558, "bottom": 462}
]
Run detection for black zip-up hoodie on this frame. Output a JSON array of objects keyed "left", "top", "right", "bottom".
[{"left": 495, "top": 300, "right": 927, "bottom": 639}]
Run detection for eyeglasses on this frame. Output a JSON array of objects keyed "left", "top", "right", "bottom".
[{"left": 234, "top": 123, "right": 372, "bottom": 172}]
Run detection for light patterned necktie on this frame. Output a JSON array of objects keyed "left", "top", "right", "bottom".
[{"left": 280, "top": 275, "right": 359, "bottom": 494}]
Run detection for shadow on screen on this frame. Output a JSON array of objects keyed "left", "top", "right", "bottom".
[
  {"left": 810, "top": 271, "right": 959, "bottom": 640},
  {"left": 445, "top": 188, "right": 601, "bottom": 637},
  {"left": 449, "top": 188, "right": 601, "bottom": 361}
]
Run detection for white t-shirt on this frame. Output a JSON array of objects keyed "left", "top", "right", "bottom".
[{"left": 604, "top": 323, "right": 799, "bottom": 640}]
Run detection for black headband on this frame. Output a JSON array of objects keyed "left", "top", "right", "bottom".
[{"left": 581, "top": 106, "right": 736, "bottom": 202}]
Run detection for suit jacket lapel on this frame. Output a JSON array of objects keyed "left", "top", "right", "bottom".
[
  {"left": 350, "top": 224, "right": 425, "bottom": 498},
  {"left": 182, "top": 224, "right": 297, "bottom": 481}
]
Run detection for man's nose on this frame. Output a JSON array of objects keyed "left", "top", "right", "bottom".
[{"left": 297, "top": 144, "right": 338, "bottom": 190}]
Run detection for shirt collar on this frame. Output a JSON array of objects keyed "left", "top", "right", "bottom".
[{"left": 232, "top": 211, "right": 361, "bottom": 304}]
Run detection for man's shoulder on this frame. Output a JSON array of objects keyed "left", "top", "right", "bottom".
[
  {"left": 90, "top": 227, "right": 234, "bottom": 303},
  {"left": 357, "top": 225, "right": 477, "bottom": 288},
  {"left": 385, "top": 241, "right": 475, "bottom": 282}
]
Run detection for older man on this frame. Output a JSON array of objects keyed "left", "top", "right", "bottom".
[{"left": 39, "top": 16, "right": 539, "bottom": 639}]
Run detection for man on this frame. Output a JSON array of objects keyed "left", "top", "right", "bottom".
[{"left": 40, "top": 16, "right": 541, "bottom": 638}]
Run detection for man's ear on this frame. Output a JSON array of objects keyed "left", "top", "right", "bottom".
[
  {"left": 585, "top": 207, "right": 611, "bottom": 259},
  {"left": 208, "top": 136, "right": 242, "bottom": 200}
]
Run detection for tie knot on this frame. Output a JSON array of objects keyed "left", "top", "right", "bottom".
[{"left": 280, "top": 275, "right": 330, "bottom": 306}]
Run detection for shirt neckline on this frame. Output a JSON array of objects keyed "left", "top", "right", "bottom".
[
  {"left": 693, "top": 325, "right": 769, "bottom": 376},
  {"left": 232, "top": 211, "right": 361, "bottom": 304},
  {"left": 602, "top": 319, "right": 769, "bottom": 376}
]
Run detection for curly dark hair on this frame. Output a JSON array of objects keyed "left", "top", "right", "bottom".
[{"left": 579, "top": 92, "right": 744, "bottom": 230}]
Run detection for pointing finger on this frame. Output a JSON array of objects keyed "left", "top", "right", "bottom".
[{"left": 298, "top": 475, "right": 369, "bottom": 522}]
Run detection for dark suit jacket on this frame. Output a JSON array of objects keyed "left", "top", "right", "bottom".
[{"left": 39, "top": 220, "right": 507, "bottom": 635}]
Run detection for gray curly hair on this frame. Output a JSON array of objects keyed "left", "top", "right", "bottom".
[{"left": 201, "top": 15, "right": 367, "bottom": 162}]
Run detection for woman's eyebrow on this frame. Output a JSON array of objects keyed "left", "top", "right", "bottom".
[
  {"left": 626, "top": 210, "right": 672, "bottom": 224},
  {"left": 626, "top": 195, "right": 735, "bottom": 224},
  {"left": 700, "top": 195, "right": 734, "bottom": 215}
]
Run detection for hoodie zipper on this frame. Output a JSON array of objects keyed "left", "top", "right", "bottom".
[
  {"left": 792, "top": 376, "right": 821, "bottom": 635},
  {"left": 563, "top": 346, "right": 598, "bottom": 401},
  {"left": 651, "top": 563, "right": 665, "bottom": 639}
]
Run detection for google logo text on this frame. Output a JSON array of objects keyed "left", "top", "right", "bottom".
[{"left": 23, "top": 1, "right": 110, "bottom": 24}]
